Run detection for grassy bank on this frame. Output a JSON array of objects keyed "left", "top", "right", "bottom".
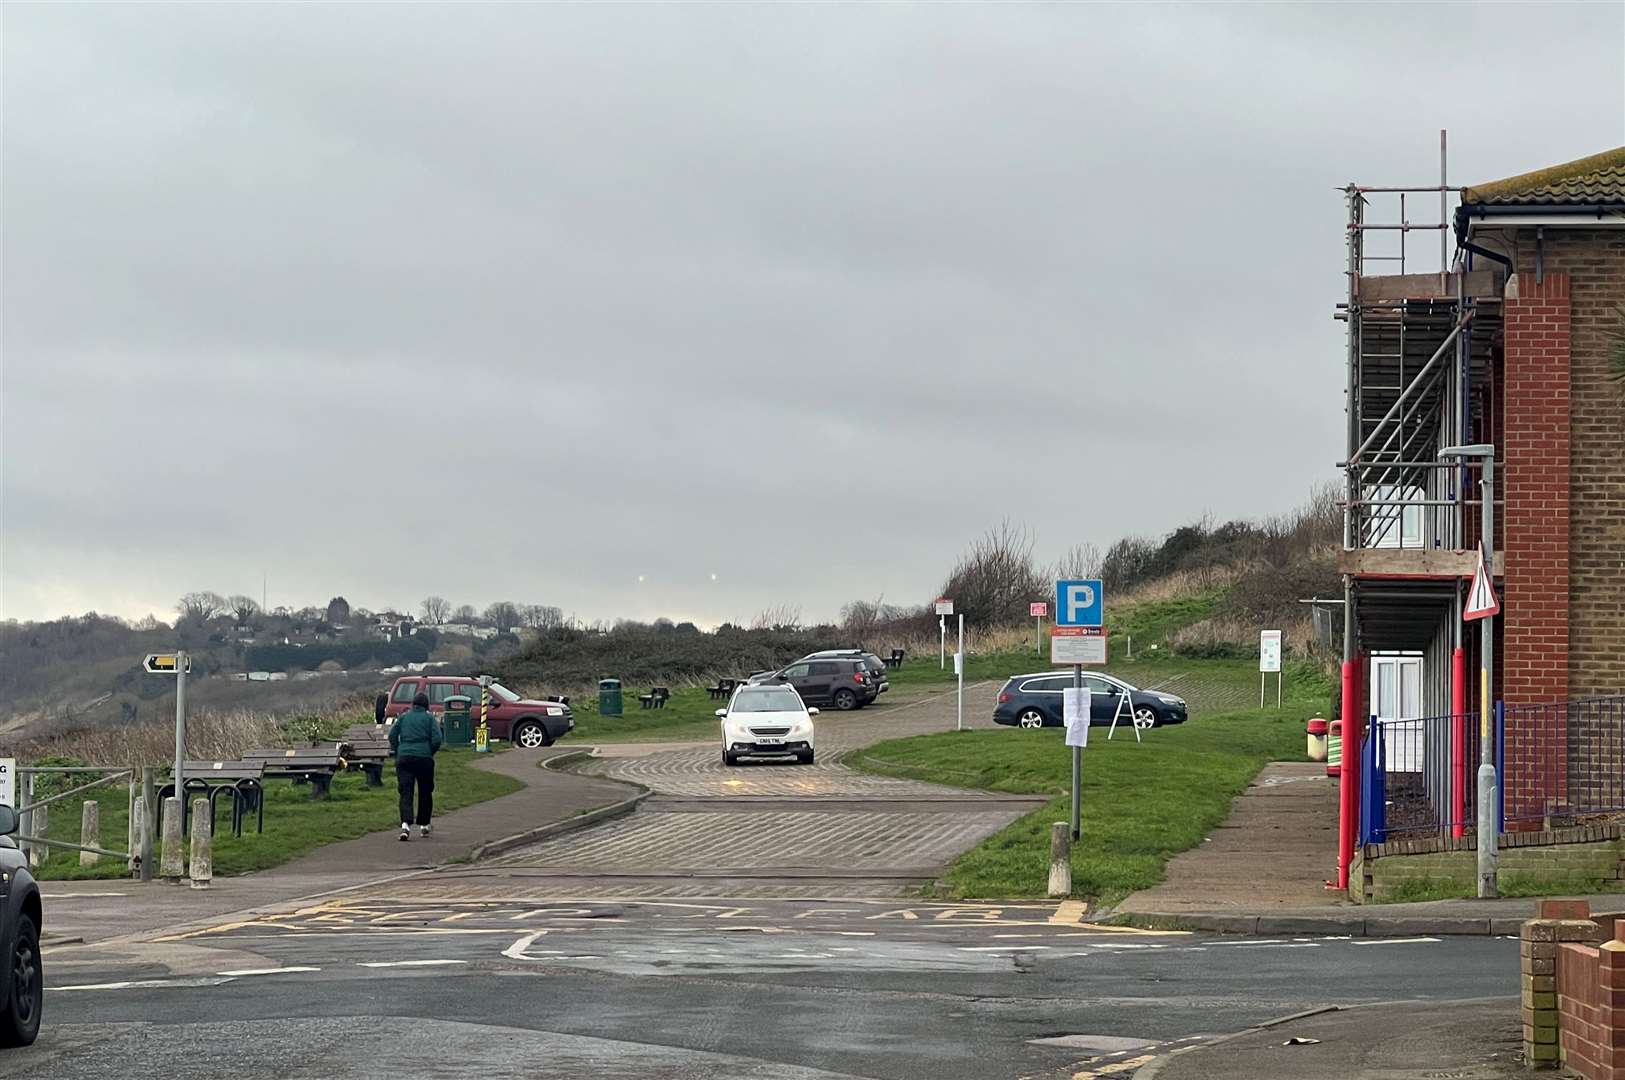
[
  {"left": 849, "top": 668, "right": 1329, "bottom": 904},
  {"left": 31, "top": 746, "right": 522, "bottom": 881}
]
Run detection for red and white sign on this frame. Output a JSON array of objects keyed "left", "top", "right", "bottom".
[
  {"left": 1464, "top": 545, "right": 1500, "bottom": 621},
  {"left": 935, "top": 598, "right": 954, "bottom": 616},
  {"left": 1029, "top": 602, "right": 1048, "bottom": 618},
  {"left": 1051, "top": 625, "right": 1106, "bottom": 665}
]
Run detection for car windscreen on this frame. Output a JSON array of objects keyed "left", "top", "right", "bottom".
[
  {"left": 488, "top": 683, "right": 521, "bottom": 702},
  {"left": 731, "top": 690, "right": 803, "bottom": 713}
]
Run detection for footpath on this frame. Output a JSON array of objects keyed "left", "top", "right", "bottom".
[{"left": 39, "top": 747, "right": 635, "bottom": 947}]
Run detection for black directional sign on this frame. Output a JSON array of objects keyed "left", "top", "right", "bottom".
[{"left": 143, "top": 653, "right": 191, "bottom": 675}]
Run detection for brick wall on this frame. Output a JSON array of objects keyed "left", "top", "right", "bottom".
[
  {"left": 1349, "top": 825, "right": 1624, "bottom": 903},
  {"left": 1521, "top": 900, "right": 1625, "bottom": 1078}
]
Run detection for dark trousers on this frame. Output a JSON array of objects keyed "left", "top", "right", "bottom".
[{"left": 396, "top": 755, "right": 435, "bottom": 825}]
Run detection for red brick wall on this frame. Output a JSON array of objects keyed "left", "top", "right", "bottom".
[{"left": 1501, "top": 269, "right": 1572, "bottom": 706}]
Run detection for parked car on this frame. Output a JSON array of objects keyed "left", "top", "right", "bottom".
[
  {"left": 0, "top": 804, "right": 43, "bottom": 1047},
  {"left": 992, "top": 671, "right": 1188, "bottom": 730},
  {"left": 747, "top": 657, "right": 879, "bottom": 710},
  {"left": 718, "top": 684, "right": 818, "bottom": 765},
  {"left": 383, "top": 675, "right": 574, "bottom": 748},
  {"left": 799, "top": 650, "right": 891, "bottom": 695}
]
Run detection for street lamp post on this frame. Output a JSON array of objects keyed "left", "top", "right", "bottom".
[{"left": 1440, "top": 443, "right": 1497, "bottom": 898}]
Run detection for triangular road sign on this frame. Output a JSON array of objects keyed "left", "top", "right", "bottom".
[{"left": 1464, "top": 545, "right": 1500, "bottom": 621}]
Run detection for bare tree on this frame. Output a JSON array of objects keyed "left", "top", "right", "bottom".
[
  {"left": 325, "top": 596, "right": 351, "bottom": 626},
  {"left": 484, "top": 600, "right": 521, "bottom": 632},
  {"left": 226, "top": 595, "right": 261, "bottom": 626},
  {"left": 938, "top": 521, "right": 1045, "bottom": 626},
  {"left": 451, "top": 604, "right": 478, "bottom": 625},
  {"left": 420, "top": 596, "right": 450, "bottom": 625},
  {"left": 521, "top": 604, "right": 563, "bottom": 630},
  {"left": 750, "top": 604, "right": 802, "bottom": 631},
  {"left": 1052, "top": 542, "right": 1104, "bottom": 581},
  {"left": 175, "top": 591, "right": 228, "bottom": 624}
]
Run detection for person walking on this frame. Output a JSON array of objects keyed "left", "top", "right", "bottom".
[{"left": 388, "top": 692, "right": 443, "bottom": 840}]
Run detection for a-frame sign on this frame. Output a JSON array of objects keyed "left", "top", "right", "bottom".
[{"left": 1464, "top": 543, "right": 1500, "bottom": 621}]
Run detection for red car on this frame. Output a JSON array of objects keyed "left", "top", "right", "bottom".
[{"left": 383, "top": 675, "right": 574, "bottom": 748}]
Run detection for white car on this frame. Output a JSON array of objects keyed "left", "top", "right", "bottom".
[{"left": 717, "top": 685, "right": 818, "bottom": 766}]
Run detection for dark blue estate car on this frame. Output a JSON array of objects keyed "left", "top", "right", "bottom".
[
  {"left": 992, "top": 671, "right": 1188, "bottom": 730},
  {"left": 0, "top": 804, "right": 43, "bottom": 1047}
]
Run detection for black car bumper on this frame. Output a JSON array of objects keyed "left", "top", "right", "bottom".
[{"left": 729, "top": 740, "right": 811, "bottom": 756}]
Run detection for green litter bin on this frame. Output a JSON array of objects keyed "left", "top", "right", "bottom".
[
  {"left": 598, "top": 678, "right": 623, "bottom": 717},
  {"left": 443, "top": 694, "right": 474, "bottom": 746}
]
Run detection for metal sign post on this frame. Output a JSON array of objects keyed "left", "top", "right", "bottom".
[
  {"left": 1030, "top": 601, "right": 1047, "bottom": 655},
  {"left": 1259, "top": 630, "right": 1282, "bottom": 708},
  {"left": 1054, "top": 580, "right": 1104, "bottom": 843},
  {"left": 955, "top": 614, "right": 965, "bottom": 731},
  {"left": 1443, "top": 443, "right": 1498, "bottom": 898},
  {"left": 935, "top": 598, "right": 953, "bottom": 669},
  {"left": 477, "top": 674, "right": 493, "bottom": 754},
  {"left": 144, "top": 653, "right": 192, "bottom": 807}
]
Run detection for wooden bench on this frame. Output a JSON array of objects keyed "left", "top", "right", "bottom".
[
  {"left": 639, "top": 686, "right": 671, "bottom": 710},
  {"left": 886, "top": 649, "right": 906, "bottom": 669},
  {"left": 340, "top": 724, "right": 393, "bottom": 787},
  {"left": 243, "top": 744, "right": 345, "bottom": 798},
  {"left": 160, "top": 761, "right": 266, "bottom": 837},
  {"left": 706, "top": 678, "right": 738, "bottom": 701}
]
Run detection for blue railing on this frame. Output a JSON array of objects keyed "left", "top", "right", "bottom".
[{"left": 1362, "top": 695, "right": 1625, "bottom": 843}]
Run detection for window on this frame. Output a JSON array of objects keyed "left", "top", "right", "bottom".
[
  {"left": 391, "top": 681, "right": 419, "bottom": 703},
  {"left": 1022, "top": 677, "right": 1068, "bottom": 693},
  {"left": 781, "top": 664, "right": 810, "bottom": 679},
  {"left": 1083, "top": 676, "right": 1120, "bottom": 696},
  {"left": 456, "top": 683, "right": 480, "bottom": 702},
  {"left": 489, "top": 683, "right": 520, "bottom": 702},
  {"left": 1369, "top": 484, "right": 1424, "bottom": 548},
  {"left": 807, "top": 662, "right": 839, "bottom": 676},
  {"left": 428, "top": 682, "right": 460, "bottom": 704},
  {"left": 732, "top": 690, "right": 803, "bottom": 713}
]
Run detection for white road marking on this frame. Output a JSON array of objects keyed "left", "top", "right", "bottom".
[
  {"left": 503, "top": 931, "right": 548, "bottom": 960},
  {"left": 1351, "top": 936, "right": 1441, "bottom": 946},
  {"left": 357, "top": 959, "right": 469, "bottom": 968},
  {"left": 959, "top": 945, "right": 1052, "bottom": 952},
  {"left": 216, "top": 966, "right": 322, "bottom": 976},
  {"left": 52, "top": 977, "right": 236, "bottom": 992},
  {"left": 1228, "top": 943, "right": 1321, "bottom": 949},
  {"left": 41, "top": 892, "right": 128, "bottom": 899}
]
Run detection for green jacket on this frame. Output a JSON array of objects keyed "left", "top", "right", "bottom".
[{"left": 390, "top": 707, "right": 444, "bottom": 758}]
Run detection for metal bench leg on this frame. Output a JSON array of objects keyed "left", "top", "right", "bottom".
[
  {"left": 311, "top": 774, "right": 331, "bottom": 799},
  {"left": 364, "top": 765, "right": 383, "bottom": 788}
]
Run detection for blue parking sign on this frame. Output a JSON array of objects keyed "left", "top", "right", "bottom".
[{"left": 1055, "top": 579, "right": 1103, "bottom": 627}]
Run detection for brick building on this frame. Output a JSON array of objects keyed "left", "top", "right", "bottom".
[{"left": 1334, "top": 145, "right": 1623, "bottom": 879}]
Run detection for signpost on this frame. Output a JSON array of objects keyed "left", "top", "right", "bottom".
[
  {"left": 1259, "top": 629, "right": 1282, "bottom": 708},
  {"left": 0, "top": 758, "right": 14, "bottom": 809},
  {"left": 935, "top": 598, "right": 953, "bottom": 669},
  {"left": 1050, "top": 626, "right": 1107, "bottom": 665},
  {"left": 1030, "top": 601, "right": 1047, "bottom": 654},
  {"left": 476, "top": 674, "right": 493, "bottom": 753},
  {"left": 1055, "top": 579, "right": 1104, "bottom": 841},
  {"left": 143, "top": 651, "right": 190, "bottom": 810},
  {"left": 954, "top": 613, "right": 966, "bottom": 732}
]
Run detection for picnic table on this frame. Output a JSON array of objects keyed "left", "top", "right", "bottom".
[
  {"left": 340, "top": 724, "right": 392, "bottom": 786},
  {"left": 885, "top": 648, "right": 906, "bottom": 669},
  {"left": 243, "top": 744, "right": 346, "bottom": 798},
  {"left": 639, "top": 686, "right": 671, "bottom": 710},
  {"left": 706, "top": 678, "right": 739, "bottom": 701}
]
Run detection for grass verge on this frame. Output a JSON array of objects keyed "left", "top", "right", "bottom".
[
  {"left": 849, "top": 674, "right": 1325, "bottom": 905},
  {"left": 32, "top": 746, "right": 522, "bottom": 880}
]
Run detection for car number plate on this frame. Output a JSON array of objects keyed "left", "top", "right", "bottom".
[{"left": 756, "top": 738, "right": 782, "bottom": 746}]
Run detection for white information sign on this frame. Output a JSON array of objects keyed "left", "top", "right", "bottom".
[
  {"left": 1259, "top": 629, "right": 1283, "bottom": 673},
  {"left": 1051, "top": 626, "right": 1107, "bottom": 665},
  {"left": 934, "top": 598, "right": 954, "bottom": 616},
  {"left": 1063, "top": 688, "right": 1090, "bottom": 748},
  {"left": 0, "top": 758, "right": 14, "bottom": 809}
]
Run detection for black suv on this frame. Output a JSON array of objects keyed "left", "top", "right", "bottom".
[
  {"left": 0, "top": 804, "right": 43, "bottom": 1046},
  {"left": 992, "top": 670, "right": 1188, "bottom": 729},
  {"left": 799, "top": 650, "right": 890, "bottom": 695},
  {"left": 753, "top": 658, "right": 879, "bottom": 710}
]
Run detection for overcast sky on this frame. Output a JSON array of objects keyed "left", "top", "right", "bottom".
[{"left": 3, "top": 3, "right": 1621, "bottom": 628}]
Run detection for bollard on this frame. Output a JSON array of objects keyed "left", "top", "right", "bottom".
[
  {"left": 129, "top": 796, "right": 146, "bottom": 875},
  {"left": 1047, "top": 821, "right": 1072, "bottom": 898},
  {"left": 80, "top": 800, "right": 100, "bottom": 867},
  {"left": 159, "top": 797, "right": 185, "bottom": 882},
  {"left": 28, "top": 802, "right": 48, "bottom": 871},
  {"left": 189, "top": 797, "right": 212, "bottom": 889}
]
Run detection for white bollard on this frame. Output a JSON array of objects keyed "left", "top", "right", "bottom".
[
  {"left": 129, "top": 796, "right": 145, "bottom": 874},
  {"left": 1048, "top": 821, "right": 1072, "bottom": 898},
  {"left": 28, "top": 802, "right": 48, "bottom": 870},
  {"left": 80, "top": 800, "right": 100, "bottom": 867},
  {"left": 189, "top": 797, "right": 212, "bottom": 889},
  {"left": 159, "top": 797, "right": 185, "bottom": 882}
]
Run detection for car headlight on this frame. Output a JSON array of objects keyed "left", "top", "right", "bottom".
[{"left": 545, "top": 706, "right": 564, "bottom": 716}]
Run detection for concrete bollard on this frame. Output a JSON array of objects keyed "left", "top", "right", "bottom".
[
  {"left": 128, "top": 796, "right": 145, "bottom": 874},
  {"left": 188, "top": 798, "right": 212, "bottom": 889},
  {"left": 27, "top": 803, "right": 48, "bottom": 870},
  {"left": 80, "top": 801, "right": 100, "bottom": 867},
  {"left": 159, "top": 797, "right": 185, "bottom": 882},
  {"left": 1048, "top": 821, "right": 1072, "bottom": 898}
]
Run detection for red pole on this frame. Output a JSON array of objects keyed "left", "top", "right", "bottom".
[
  {"left": 1337, "top": 658, "right": 1360, "bottom": 891},
  {"left": 1451, "top": 646, "right": 1467, "bottom": 839}
]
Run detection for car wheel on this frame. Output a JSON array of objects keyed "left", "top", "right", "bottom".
[
  {"left": 513, "top": 721, "right": 551, "bottom": 749},
  {"left": 1, "top": 912, "right": 42, "bottom": 1048},
  {"left": 797, "top": 750, "right": 814, "bottom": 765},
  {"left": 722, "top": 750, "right": 739, "bottom": 767},
  {"left": 1018, "top": 709, "right": 1047, "bottom": 730},
  {"left": 1133, "top": 706, "right": 1160, "bottom": 729},
  {"left": 833, "top": 689, "right": 858, "bottom": 711}
]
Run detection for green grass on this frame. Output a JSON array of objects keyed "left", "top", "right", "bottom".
[
  {"left": 849, "top": 659, "right": 1330, "bottom": 905},
  {"left": 31, "top": 746, "right": 522, "bottom": 880}
]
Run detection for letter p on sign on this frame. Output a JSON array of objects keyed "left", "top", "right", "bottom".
[{"left": 1056, "top": 579, "right": 1103, "bottom": 627}]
